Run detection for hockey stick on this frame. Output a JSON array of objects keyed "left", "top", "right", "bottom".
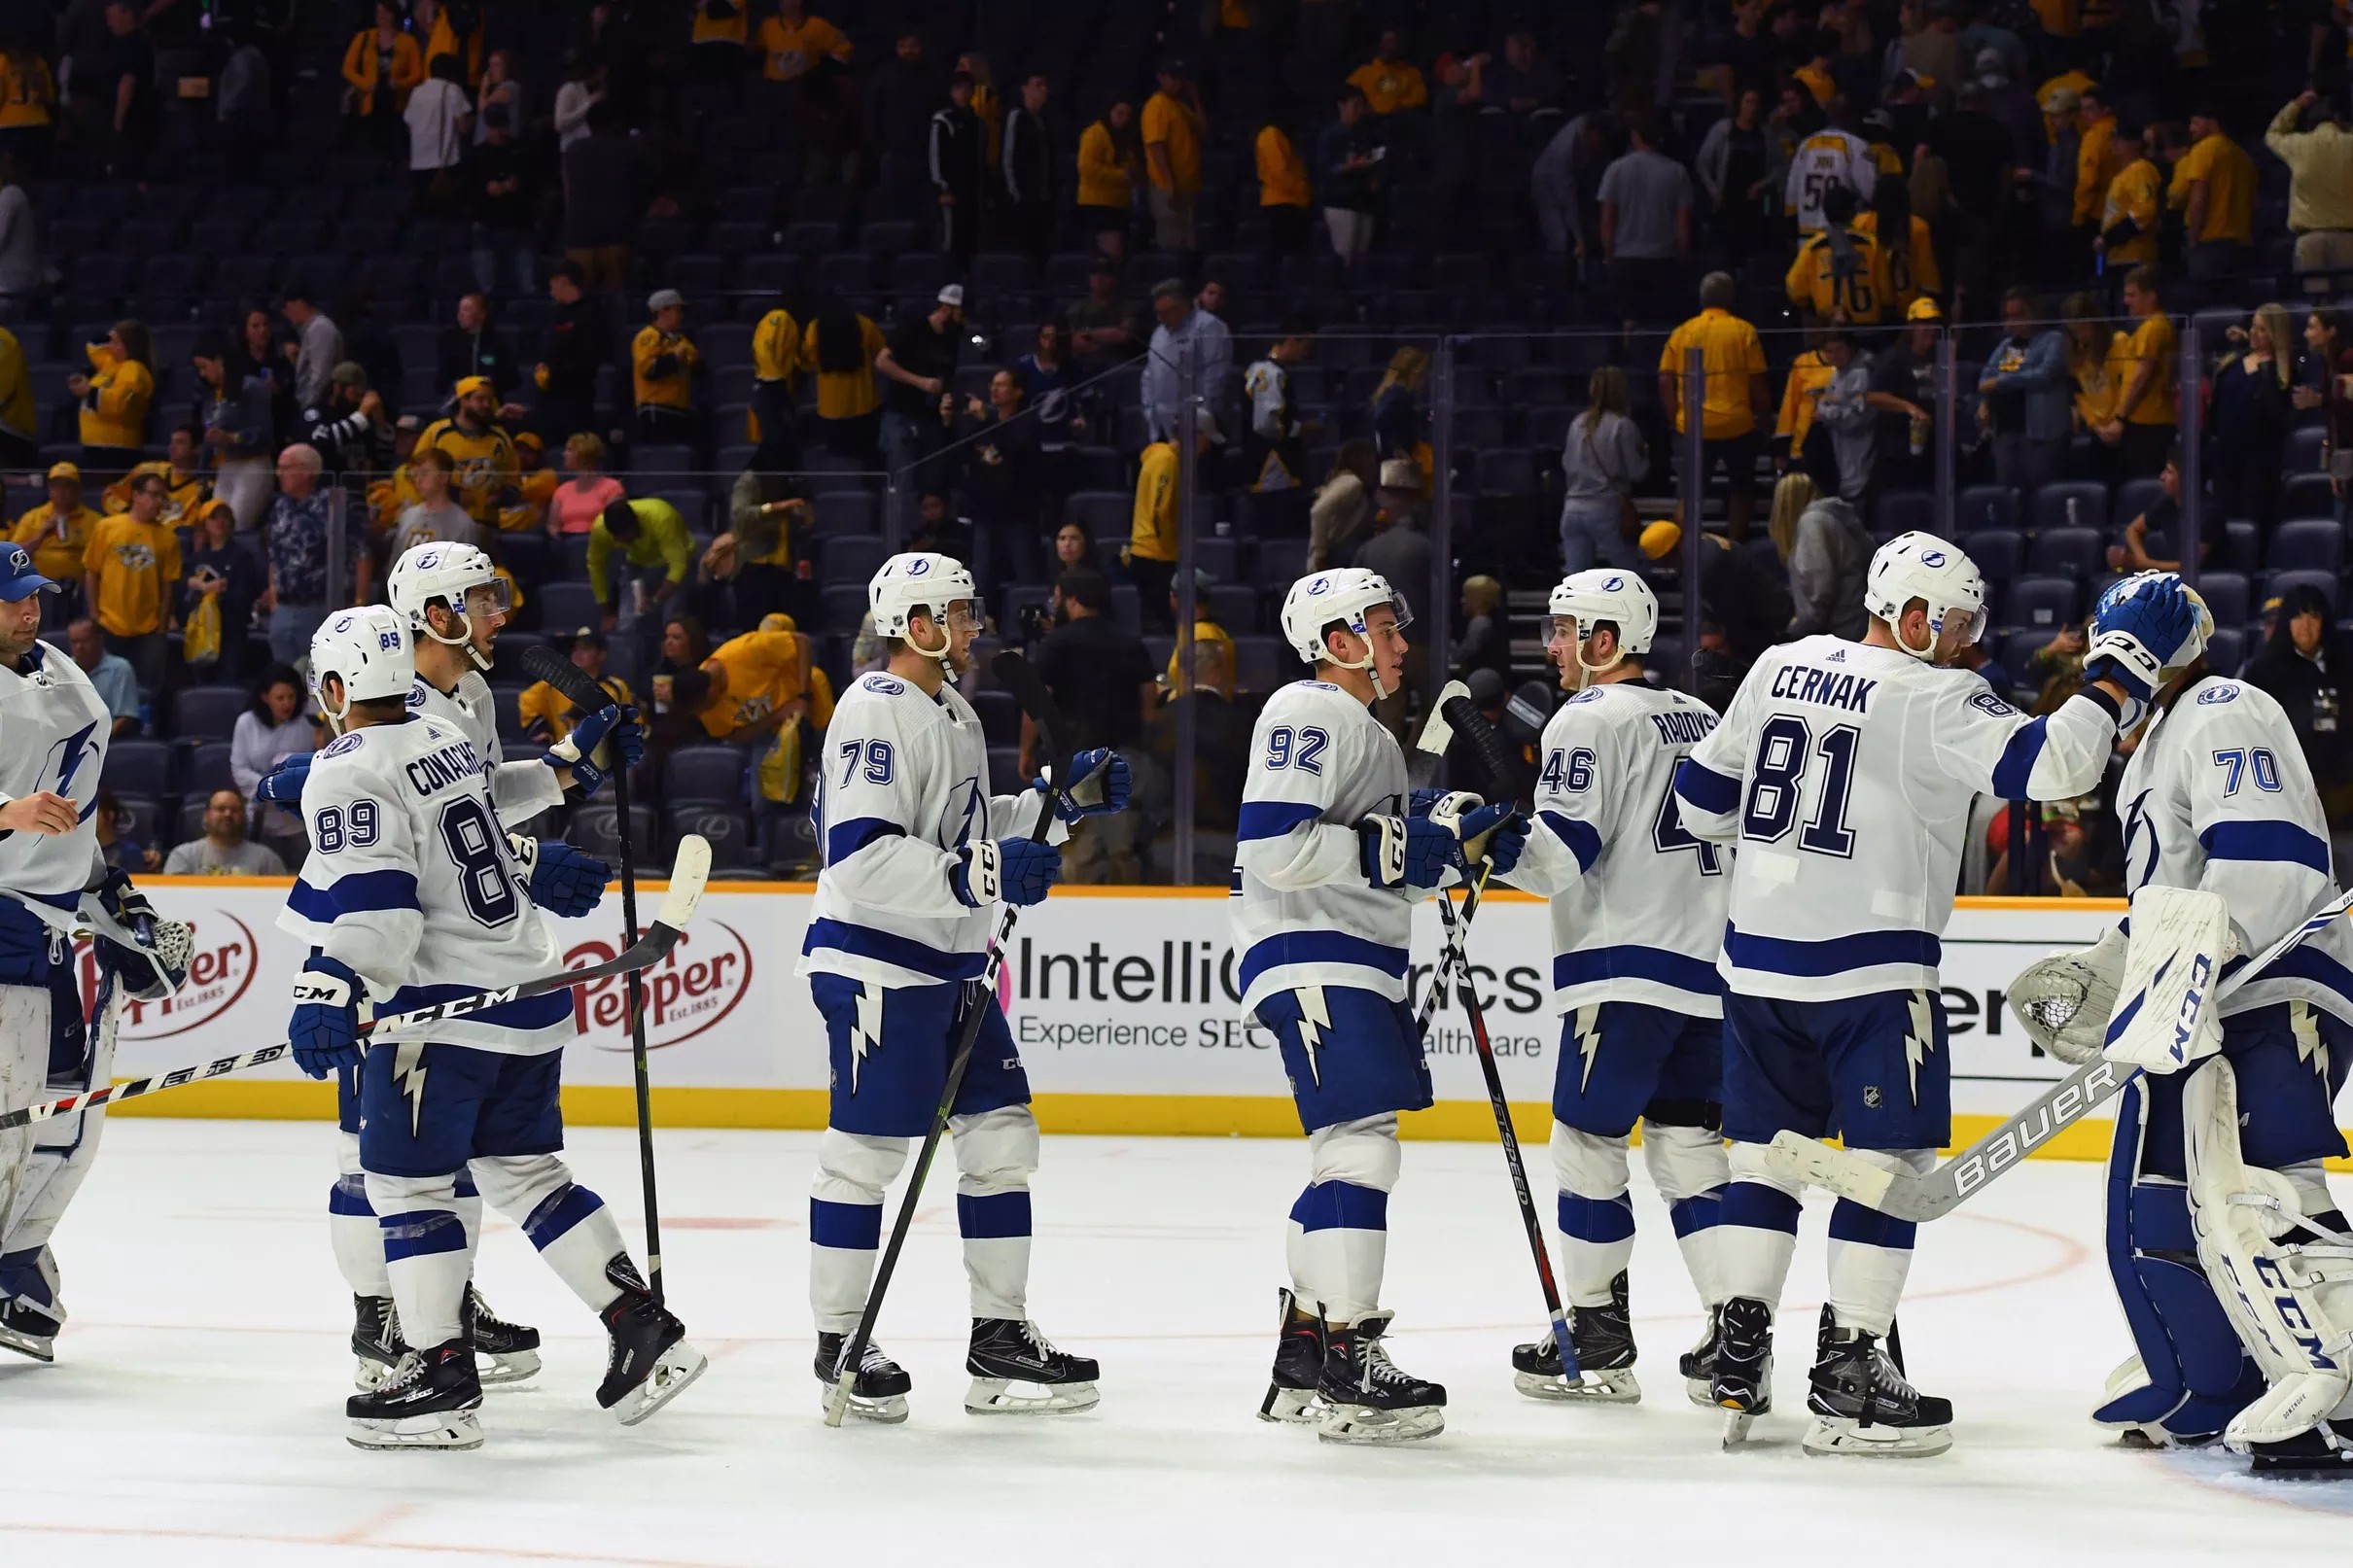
[
  {"left": 1764, "top": 884, "right": 2353, "bottom": 1221},
  {"left": 824, "top": 649, "right": 1071, "bottom": 1428},
  {"left": 0, "top": 840, "right": 714, "bottom": 1134},
  {"left": 523, "top": 645, "right": 670, "bottom": 1303},
  {"left": 1412, "top": 693, "right": 1532, "bottom": 1034}
]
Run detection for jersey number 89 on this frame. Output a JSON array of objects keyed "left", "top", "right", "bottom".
[{"left": 439, "top": 797, "right": 519, "bottom": 927}]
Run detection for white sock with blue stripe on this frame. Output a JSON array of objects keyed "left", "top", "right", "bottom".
[
  {"left": 953, "top": 1107, "right": 1036, "bottom": 1321},
  {"left": 1551, "top": 1122, "right": 1634, "bottom": 1308},
  {"left": 1294, "top": 1115, "right": 1400, "bottom": 1325},
  {"left": 1643, "top": 1121, "right": 1730, "bottom": 1306},
  {"left": 1826, "top": 1148, "right": 1933, "bottom": 1334},
  {"left": 331, "top": 1132, "right": 391, "bottom": 1298},
  {"left": 810, "top": 1128, "right": 909, "bottom": 1336},
  {"left": 366, "top": 1170, "right": 471, "bottom": 1348},
  {"left": 474, "top": 1153, "right": 627, "bottom": 1313},
  {"left": 1716, "top": 1140, "right": 1803, "bottom": 1310}
]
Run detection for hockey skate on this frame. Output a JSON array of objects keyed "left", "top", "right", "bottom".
[
  {"left": 1318, "top": 1312, "right": 1445, "bottom": 1445},
  {"left": 1803, "top": 1308, "right": 1952, "bottom": 1458},
  {"left": 0, "top": 1297, "right": 59, "bottom": 1363},
  {"left": 1513, "top": 1271, "right": 1638, "bottom": 1403},
  {"left": 1680, "top": 1302, "right": 1726, "bottom": 1409},
  {"left": 2246, "top": 1419, "right": 2353, "bottom": 1475},
  {"left": 1258, "top": 1288, "right": 1326, "bottom": 1424},
  {"left": 346, "top": 1339, "right": 484, "bottom": 1451},
  {"left": 965, "top": 1317, "right": 1101, "bottom": 1414},
  {"left": 594, "top": 1257, "right": 707, "bottom": 1426},
  {"left": 351, "top": 1295, "right": 407, "bottom": 1392},
  {"left": 466, "top": 1284, "right": 542, "bottom": 1387},
  {"left": 816, "top": 1332, "right": 911, "bottom": 1424},
  {"left": 1712, "top": 1296, "right": 1775, "bottom": 1446},
  {"left": 0, "top": 1248, "right": 62, "bottom": 1363}
]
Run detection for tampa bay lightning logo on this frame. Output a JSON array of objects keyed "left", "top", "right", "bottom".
[
  {"left": 47, "top": 721, "right": 98, "bottom": 807},
  {"left": 332, "top": 612, "right": 357, "bottom": 633},
  {"left": 2124, "top": 787, "right": 2158, "bottom": 888},
  {"left": 405, "top": 679, "right": 428, "bottom": 709},
  {"left": 4, "top": 547, "right": 27, "bottom": 575},
  {"left": 1307, "top": 576, "right": 1331, "bottom": 596},
  {"left": 322, "top": 732, "right": 365, "bottom": 758},
  {"left": 417, "top": 547, "right": 443, "bottom": 570},
  {"left": 1919, "top": 549, "right": 1947, "bottom": 568},
  {"left": 905, "top": 558, "right": 931, "bottom": 576},
  {"left": 2196, "top": 684, "right": 2238, "bottom": 705},
  {"left": 1600, "top": 575, "right": 1624, "bottom": 591},
  {"left": 865, "top": 675, "right": 905, "bottom": 695}
]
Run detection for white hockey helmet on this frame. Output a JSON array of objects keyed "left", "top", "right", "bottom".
[
  {"left": 869, "top": 551, "right": 981, "bottom": 678},
  {"left": 2095, "top": 571, "right": 2212, "bottom": 678},
  {"left": 1279, "top": 568, "right": 1413, "bottom": 696},
  {"left": 1862, "top": 531, "right": 1987, "bottom": 661},
  {"left": 1549, "top": 570, "right": 1659, "bottom": 679},
  {"left": 386, "top": 540, "right": 509, "bottom": 671},
  {"left": 309, "top": 604, "right": 415, "bottom": 732}
]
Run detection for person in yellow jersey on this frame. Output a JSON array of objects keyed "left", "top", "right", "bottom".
[
  {"left": 414, "top": 377, "right": 518, "bottom": 531},
  {"left": 520, "top": 627, "right": 634, "bottom": 748},
  {"left": 0, "top": 42, "right": 54, "bottom": 170},
  {"left": 633, "top": 289, "right": 700, "bottom": 444},
  {"left": 12, "top": 462, "right": 97, "bottom": 623},
  {"left": 2094, "top": 121, "right": 2161, "bottom": 271},
  {"left": 1347, "top": 28, "right": 1428, "bottom": 115},
  {"left": 1658, "top": 272, "right": 1770, "bottom": 539},
  {"left": 1164, "top": 569, "right": 1235, "bottom": 698},
  {"left": 1774, "top": 336, "right": 1838, "bottom": 486},
  {"left": 2164, "top": 105, "right": 2256, "bottom": 288},
  {"left": 1130, "top": 408, "right": 1220, "bottom": 635},
  {"left": 1254, "top": 114, "right": 1311, "bottom": 255},
  {"left": 104, "top": 425, "right": 207, "bottom": 525},
  {"left": 419, "top": 0, "right": 483, "bottom": 85},
  {"left": 69, "top": 320, "right": 153, "bottom": 470},
  {"left": 1856, "top": 180, "right": 1939, "bottom": 314},
  {"left": 2038, "top": 65, "right": 2093, "bottom": 137},
  {"left": 688, "top": 0, "right": 748, "bottom": 77},
  {"left": 2099, "top": 264, "right": 2178, "bottom": 480},
  {"left": 750, "top": 293, "right": 802, "bottom": 457},
  {"left": 2073, "top": 86, "right": 2120, "bottom": 231},
  {"left": 758, "top": 0, "right": 852, "bottom": 83},
  {"left": 82, "top": 468, "right": 181, "bottom": 692},
  {"left": 803, "top": 304, "right": 886, "bottom": 466},
  {"left": 1075, "top": 100, "right": 1141, "bottom": 260},
  {"left": 1141, "top": 62, "right": 1205, "bottom": 252},
  {"left": 1785, "top": 185, "right": 1886, "bottom": 325},
  {"left": 0, "top": 317, "right": 29, "bottom": 467},
  {"left": 690, "top": 612, "right": 836, "bottom": 745},
  {"left": 501, "top": 431, "right": 556, "bottom": 532}
]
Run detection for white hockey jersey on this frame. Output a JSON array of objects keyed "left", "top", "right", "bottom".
[
  {"left": 1511, "top": 680, "right": 1728, "bottom": 1018},
  {"left": 0, "top": 644, "right": 111, "bottom": 927},
  {"left": 1784, "top": 129, "right": 1877, "bottom": 232},
  {"left": 1232, "top": 679, "right": 1438, "bottom": 1014},
  {"left": 408, "top": 670, "right": 565, "bottom": 825},
  {"left": 277, "top": 712, "right": 571, "bottom": 1054},
  {"left": 799, "top": 671, "right": 1064, "bottom": 991},
  {"left": 2118, "top": 675, "right": 2353, "bottom": 1026},
  {"left": 1676, "top": 635, "right": 2117, "bottom": 1001}
]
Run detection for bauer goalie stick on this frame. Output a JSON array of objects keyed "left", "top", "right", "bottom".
[
  {"left": 0, "top": 837, "right": 715, "bottom": 1134},
  {"left": 523, "top": 644, "right": 669, "bottom": 1301},
  {"left": 824, "top": 649, "right": 1073, "bottom": 1428},
  {"left": 1764, "top": 883, "right": 2353, "bottom": 1221}
]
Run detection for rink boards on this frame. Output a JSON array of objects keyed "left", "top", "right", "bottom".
[{"left": 75, "top": 880, "right": 2227, "bottom": 1163}]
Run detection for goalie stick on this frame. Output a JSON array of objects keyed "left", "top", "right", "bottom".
[
  {"left": 0, "top": 837, "right": 715, "bottom": 1133},
  {"left": 824, "top": 649, "right": 1072, "bottom": 1429},
  {"left": 1764, "top": 884, "right": 2353, "bottom": 1221}
]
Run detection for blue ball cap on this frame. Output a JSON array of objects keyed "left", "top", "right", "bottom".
[{"left": 0, "top": 544, "right": 57, "bottom": 602}]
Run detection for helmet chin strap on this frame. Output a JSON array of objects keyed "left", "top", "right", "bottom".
[
  {"left": 426, "top": 600, "right": 492, "bottom": 672},
  {"left": 1892, "top": 610, "right": 1940, "bottom": 661},
  {"left": 1575, "top": 638, "right": 1626, "bottom": 685},
  {"left": 908, "top": 607, "right": 960, "bottom": 682},
  {"left": 320, "top": 679, "right": 354, "bottom": 735},
  {"left": 1326, "top": 614, "right": 1390, "bottom": 699}
]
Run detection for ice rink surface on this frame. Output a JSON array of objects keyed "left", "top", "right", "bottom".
[{"left": 1, "top": 1118, "right": 2346, "bottom": 1568}]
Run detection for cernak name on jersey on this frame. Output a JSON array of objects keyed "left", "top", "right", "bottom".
[{"left": 1767, "top": 663, "right": 1877, "bottom": 714}]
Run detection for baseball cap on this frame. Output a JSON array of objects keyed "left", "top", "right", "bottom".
[
  {"left": 648, "top": 288, "right": 685, "bottom": 312},
  {"left": 331, "top": 361, "right": 368, "bottom": 389},
  {"left": 45, "top": 461, "right": 78, "bottom": 483},
  {"left": 453, "top": 374, "right": 495, "bottom": 400},
  {"left": 395, "top": 413, "right": 424, "bottom": 433},
  {"left": 513, "top": 430, "right": 544, "bottom": 451},
  {"left": 1907, "top": 296, "right": 1946, "bottom": 322},
  {"left": 0, "top": 542, "right": 58, "bottom": 601},
  {"left": 937, "top": 284, "right": 966, "bottom": 308},
  {"left": 757, "top": 611, "right": 799, "bottom": 634},
  {"left": 2045, "top": 87, "right": 2081, "bottom": 114},
  {"left": 562, "top": 624, "right": 607, "bottom": 650},
  {"left": 1639, "top": 519, "right": 1682, "bottom": 560},
  {"left": 1377, "top": 456, "right": 1420, "bottom": 490}
]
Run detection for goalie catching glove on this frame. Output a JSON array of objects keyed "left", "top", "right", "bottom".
[
  {"left": 81, "top": 867, "right": 190, "bottom": 1000},
  {"left": 2009, "top": 925, "right": 2127, "bottom": 1065}
]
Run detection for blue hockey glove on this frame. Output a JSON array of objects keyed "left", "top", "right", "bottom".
[
  {"left": 289, "top": 956, "right": 368, "bottom": 1079},
  {"left": 549, "top": 704, "right": 646, "bottom": 796},
  {"left": 510, "top": 834, "right": 609, "bottom": 918},
  {"left": 257, "top": 752, "right": 313, "bottom": 815},
  {"left": 1043, "top": 749, "right": 1132, "bottom": 821},
  {"left": 1358, "top": 814, "right": 1463, "bottom": 891},
  {"left": 1409, "top": 787, "right": 1480, "bottom": 819},
  {"left": 2087, "top": 574, "right": 2207, "bottom": 703},
  {"left": 951, "top": 837, "right": 1062, "bottom": 908},
  {"left": 1473, "top": 811, "right": 1529, "bottom": 876}
]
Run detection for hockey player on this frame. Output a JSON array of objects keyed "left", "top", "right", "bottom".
[
  {"left": 263, "top": 540, "right": 629, "bottom": 1393},
  {"left": 2016, "top": 574, "right": 2353, "bottom": 1470},
  {"left": 800, "top": 551, "right": 1129, "bottom": 1422},
  {"left": 282, "top": 606, "right": 697, "bottom": 1450},
  {"left": 1239, "top": 567, "right": 1528, "bottom": 1444},
  {"left": 1671, "top": 533, "right": 2198, "bottom": 1455},
  {"left": 0, "top": 542, "right": 188, "bottom": 1361},
  {"left": 1503, "top": 570, "right": 1729, "bottom": 1405}
]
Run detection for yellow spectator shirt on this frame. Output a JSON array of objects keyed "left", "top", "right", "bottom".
[
  {"left": 520, "top": 674, "right": 634, "bottom": 746},
  {"left": 0, "top": 326, "right": 28, "bottom": 444},
  {"left": 104, "top": 462, "right": 206, "bottom": 527},
  {"left": 1346, "top": 59, "right": 1428, "bottom": 115},
  {"left": 2075, "top": 113, "right": 2119, "bottom": 226},
  {"left": 2168, "top": 132, "right": 2255, "bottom": 244},
  {"left": 757, "top": 14, "right": 851, "bottom": 80},
  {"left": 1256, "top": 125, "right": 1309, "bottom": 207},
  {"left": 1167, "top": 615, "right": 1236, "bottom": 697},
  {"left": 698, "top": 630, "right": 836, "bottom": 740},
  {"left": 11, "top": 502, "right": 98, "bottom": 586},
  {"left": 1076, "top": 121, "right": 1136, "bottom": 208},
  {"left": 0, "top": 53, "right": 53, "bottom": 128},
  {"left": 633, "top": 327, "right": 699, "bottom": 413},
  {"left": 1659, "top": 309, "right": 1767, "bottom": 438},
  {"left": 414, "top": 417, "right": 519, "bottom": 528},
  {"left": 1785, "top": 226, "right": 1887, "bottom": 324},
  {"left": 2100, "top": 157, "right": 2162, "bottom": 264},
  {"left": 802, "top": 316, "right": 884, "bottom": 420},
  {"left": 82, "top": 513, "right": 180, "bottom": 637},
  {"left": 1776, "top": 348, "right": 1836, "bottom": 455},
  {"left": 1131, "top": 441, "right": 1179, "bottom": 563},
  {"left": 1854, "top": 210, "right": 1940, "bottom": 311},
  {"left": 1141, "top": 91, "right": 1203, "bottom": 192},
  {"left": 2119, "top": 313, "right": 2178, "bottom": 427},
  {"left": 77, "top": 344, "right": 151, "bottom": 450}
]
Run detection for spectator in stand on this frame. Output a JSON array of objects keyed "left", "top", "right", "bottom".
[
  {"left": 1241, "top": 317, "right": 1314, "bottom": 518},
  {"left": 1253, "top": 110, "right": 1311, "bottom": 256},
  {"left": 2094, "top": 122, "right": 2161, "bottom": 277},
  {"left": 1141, "top": 278, "right": 1232, "bottom": 443},
  {"left": 390, "top": 448, "right": 478, "bottom": 555},
  {"left": 1598, "top": 111, "right": 1694, "bottom": 330},
  {"left": 2162, "top": 105, "right": 2255, "bottom": 294},
  {"left": 1141, "top": 62, "right": 1206, "bottom": 256},
  {"left": 1356, "top": 459, "right": 1431, "bottom": 733},
  {"left": 100, "top": 0, "right": 157, "bottom": 181},
  {"left": 749, "top": 291, "right": 803, "bottom": 457},
  {"left": 803, "top": 300, "right": 885, "bottom": 465},
  {"left": 11, "top": 462, "right": 97, "bottom": 628},
  {"left": 1492, "top": 28, "right": 1561, "bottom": 119},
  {"left": 2209, "top": 302, "right": 2295, "bottom": 536},
  {"left": 2266, "top": 90, "right": 2353, "bottom": 286},
  {"left": 549, "top": 433, "right": 624, "bottom": 538},
  {"left": 342, "top": 3, "right": 423, "bottom": 155},
  {"left": 90, "top": 789, "right": 156, "bottom": 872},
  {"left": 2245, "top": 582, "right": 2353, "bottom": 862},
  {"left": 1129, "top": 408, "right": 1216, "bottom": 635},
  {"left": 216, "top": 23, "right": 275, "bottom": 163},
  {"left": 561, "top": 102, "right": 658, "bottom": 294},
  {"left": 645, "top": 614, "right": 712, "bottom": 746},
  {"left": 70, "top": 319, "right": 152, "bottom": 472},
  {"left": 0, "top": 154, "right": 34, "bottom": 317},
  {"left": 194, "top": 331, "right": 277, "bottom": 531},
  {"left": 229, "top": 302, "right": 296, "bottom": 436},
  {"left": 1349, "top": 28, "right": 1427, "bottom": 115},
  {"left": 1308, "top": 438, "right": 1378, "bottom": 571},
  {"left": 2300, "top": 307, "right": 2353, "bottom": 501},
  {"left": 107, "top": 426, "right": 208, "bottom": 525},
  {"left": 1149, "top": 635, "right": 1247, "bottom": 837},
  {"left": 176, "top": 498, "right": 257, "bottom": 679},
  {"left": 2105, "top": 452, "right": 2204, "bottom": 575},
  {"left": 1558, "top": 366, "right": 1646, "bottom": 574},
  {"left": 466, "top": 103, "right": 533, "bottom": 297},
  {"left": 863, "top": 28, "right": 937, "bottom": 198},
  {"left": 1869, "top": 296, "right": 1941, "bottom": 495},
  {"left": 520, "top": 627, "right": 633, "bottom": 746},
  {"left": 682, "top": 615, "right": 835, "bottom": 774},
  {"left": 67, "top": 617, "right": 138, "bottom": 737},
  {"left": 404, "top": 52, "right": 473, "bottom": 211},
  {"left": 1054, "top": 518, "right": 1096, "bottom": 574},
  {"left": 470, "top": 46, "right": 521, "bottom": 146},
  {"left": 83, "top": 468, "right": 179, "bottom": 694},
  {"left": 929, "top": 71, "right": 983, "bottom": 272},
  {"left": 1978, "top": 286, "right": 2072, "bottom": 494},
  {"left": 276, "top": 285, "right": 341, "bottom": 412},
  {"left": 552, "top": 50, "right": 603, "bottom": 152},
  {"left": 1368, "top": 346, "right": 1427, "bottom": 470},
  {"left": 590, "top": 496, "right": 693, "bottom": 649},
  {"left": 1315, "top": 87, "right": 1386, "bottom": 270},
  {"left": 1808, "top": 326, "right": 1879, "bottom": 504},
  {"left": 1656, "top": 270, "right": 1769, "bottom": 540},
  {"left": 1074, "top": 99, "right": 1141, "bottom": 260},
  {"left": 1067, "top": 259, "right": 1143, "bottom": 375},
  {"left": 2099, "top": 264, "right": 2177, "bottom": 481},
  {"left": 2063, "top": 290, "right": 2125, "bottom": 475},
  {"left": 262, "top": 442, "right": 368, "bottom": 665},
  {"left": 298, "top": 364, "right": 392, "bottom": 484},
  {"left": 415, "top": 377, "right": 519, "bottom": 531},
  {"left": 165, "top": 789, "right": 286, "bottom": 876},
  {"left": 709, "top": 446, "right": 807, "bottom": 628},
  {"left": 1770, "top": 471, "right": 1872, "bottom": 641},
  {"left": 1454, "top": 575, "right": 1511, "bottom": 685},
  {"left": 1015, "top": 321, "right": 1084, "bottom": 453},
  {"left": 505, "top": 431, "right": 556, "bottom": 532},
  {"left": 758, "top": 0, "right": 851, "bottom": 84},
  {"left": 0, "top": 43, "right": 56, "bottom": 174},
  {"left": 1032, "top": 568, "right": 1154, "bottom": 883},
  {"left": 1002, "top": 73, "right": 1056, "bottom": 266},
  {"left": 957, "top": 369, "right": 1043, "bottom": 599},
  {"left": 230, "top": 666, "right": 318, "bottom": 829},
  {"left": 1165, "top": 570, "right": 1235, "bottom": 698},
  {"left": 632, "top": 289, "right": 700, "bottom": 444},
  {"left": 534, "top": 261, "right": 600, "bottom": 442},
  {"left": 1698, "top": 87, "right": 1772, "bottom": 265},
  {"left": 874, "top": 284, "right": 965, "bottom": 477}
]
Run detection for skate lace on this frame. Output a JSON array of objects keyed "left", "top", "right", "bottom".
[
  {"left": 1016, "top": 1321, "right": 1059, "bottom": 1359},
  {"left": 859, "top": 1340, "right": 896, "bottom": 1375},
  {"left": 378, "top": 1349, "right": 428, "bottom": 1394},
  {"left": 1867, "top": 1343, "right": 1920, "bottom": 1401},
  {"left": 1359, "top": 1337, "right": 1416, "bottom": 1392}
]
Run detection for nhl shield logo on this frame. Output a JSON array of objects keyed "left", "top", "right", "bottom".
[{"left": 1863, "top": 1085, "right": 1883, "bottom": 1109}]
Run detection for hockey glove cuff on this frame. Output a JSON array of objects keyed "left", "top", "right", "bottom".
[
  {"left": 952, "top": 837, "right": 1061, "bottom": 908},
  {"left": 1359, "top": 813, "right": 1461, "bottom": 891},
  {"left": 509, "top": 834, "right": 610, "bottom": 919},
  {"left": 256, "top": 752, "right": 313, "bottom": 815},
  {"left": 289, "top": 956, "right": 369, "bottom": 1079},
  {"left": 1408, "top": 788, "right": 1481, "bottom": 819},
  {"left": 1045, "top": 749, "right": 1133, "bottom": 821}
]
